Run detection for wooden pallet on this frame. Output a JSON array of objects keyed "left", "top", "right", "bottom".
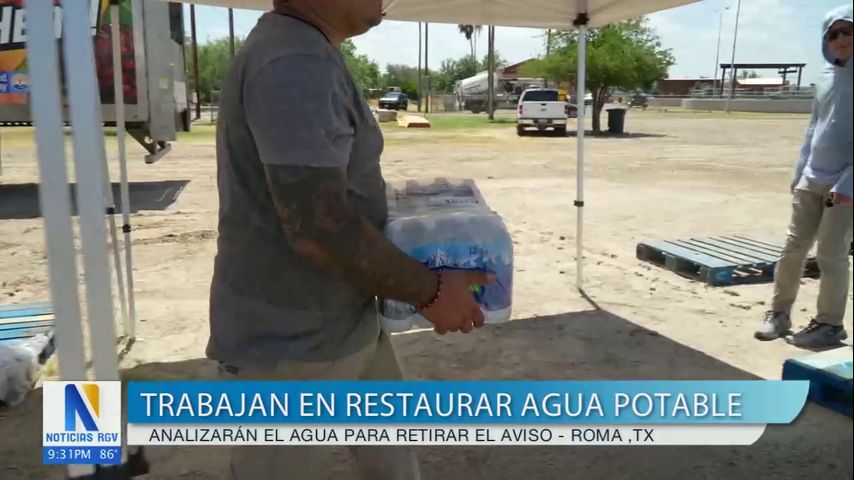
[
  {"left": 636, "top": 235, "right": 819, "bottom": 286},
  {"left": 783, "top": 346, "right": 853, "bottom": 417},
  {"left": 0, "top": 302, "right": 55, "bottom": 364}
]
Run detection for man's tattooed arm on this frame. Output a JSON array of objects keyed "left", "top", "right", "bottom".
[{"left": 264, "top": 164, "right": 438, "bottom": 306}]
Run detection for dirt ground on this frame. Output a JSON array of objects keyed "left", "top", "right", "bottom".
[{"left": 1, "top": 109, "right": 852, "bottom": 480}]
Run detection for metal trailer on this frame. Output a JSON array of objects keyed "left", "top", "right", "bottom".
[{"left": 0, "top": 0, "right": 189, "bottom": 168}]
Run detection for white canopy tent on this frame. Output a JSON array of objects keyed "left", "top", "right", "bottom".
[
  {"left": 175, "top": 0, "right": 698, "bottom": 290},
  {"left": 178, "top": 0, "right": 693, "bottom": 29},
  {"left": 24, "top": 0, "right": 695, "bottom": 477}
]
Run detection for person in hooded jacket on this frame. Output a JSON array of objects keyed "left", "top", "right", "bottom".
[{"left": 756, "top": 5, "right": 853, "bottom": 348}]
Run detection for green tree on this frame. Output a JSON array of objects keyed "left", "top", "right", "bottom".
[
  {"left": 479, "top": 51, "right": 507, "bottom": 71},
  {"left": 523, "top": 18, "right": 673, "bottom": 132},
  {"left": 433, "top": 56, "right": 480, "bottom": 93},
  {"left": 186, "top": 37, "right": 381, "bottom": 102},
  {"left": 185, "top": 37, "right": 245, "bottom": 104},
  {"left": 384, "top": 64, "right": 422, "bottom": 99},
  {"left": 341, "top": 39, "right": 382, "bottom": 93},
  {"left": 430, "top": 52, "right": 507, "bottom": 94}
]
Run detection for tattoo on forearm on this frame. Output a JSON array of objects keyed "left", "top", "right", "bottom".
[{"left": 264, "top": 164, "right": 437, "bottom": 306}]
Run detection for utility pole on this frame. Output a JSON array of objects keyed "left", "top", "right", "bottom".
[
  {"left": 487, "top": 26, "right": 495, "bottom": 120},
  {"left": 228, "top": 8, "right": 235, "bottom": 58},
  {"left": 417, "top": 22, "right": 422, "bottom": 112},
  {"left": 545, "top": 29, "right": 551, "bottom": 88},
  {"left": 725, "top": 0, "right": 741, "bottom": 113},
  {"left": 190, "top": 4, "right": 201, "bottom": 120},
  {"left": 425, "top": 23, "right": 430, "bottom": 114}
]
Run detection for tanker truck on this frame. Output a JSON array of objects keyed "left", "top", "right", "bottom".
[{"left": 455, "top": 71, "right": 545, "bottom": 114}]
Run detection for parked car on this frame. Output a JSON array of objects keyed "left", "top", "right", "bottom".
[
  {"left": 628, "top": 94, "right": 650, "bottom": 109},
  {"left": 379, "top": 92, "right": 409, "bottom": 110},
  {"left": 516, "top": 88, "right": 567, "bottom": 136}
]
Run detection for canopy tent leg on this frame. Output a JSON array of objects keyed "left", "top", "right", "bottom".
[
  {"left": 574, "top": 8, "right": 588, "bottom": 292},
  {"left": 111, "top": 0, "right": 137, "bottom": 340},
  {"left": 104, "top": 159, "right": 130, "bottom": 339},
  {"left": 24, "top": 0, "right": 87, "bottom": 383},
  {"left": 64, "top": 1, "right": 149, "bottom": 475},
  {"left": 63, "top": 0, "right": 120, "bottom": 382},
  {"left": 26, "top": 1, "right": 89, "bottom": 478},
  {"left": 487, "top": 26, "right": 495, "bottom": 119}
]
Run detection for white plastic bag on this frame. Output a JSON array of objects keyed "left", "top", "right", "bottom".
[{"left": 0, "top": 333, "right": 49, "bottom": 407}]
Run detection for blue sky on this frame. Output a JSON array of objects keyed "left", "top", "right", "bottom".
[{"left": 185, "top": 0, "right": 843, "bottom": 85}]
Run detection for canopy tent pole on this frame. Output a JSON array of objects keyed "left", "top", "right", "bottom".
[
  {"left": 25, "top": 1, "right": 114, "bottom": 476},
  {"left": 725, "top": 0, "right": 742, "bottom": 113},
  {"left": 574, "top": 8, "right": 588, "bottom": 291},
  {"left": 111, "top": 0, "right": 138, "bottom": 339},
  {"left": 23, "top": 0, "right": 87, "bottom": 389},
  {"left": 66, "top": 1, "right": 149, "bottom": 471},
  {"left": 103, "top": 140, "right": 131, "bottom": 340},
  {"left": 417, "top": 22, "right": 422, "bottom": 112},
  {"left": 424, "top": 22, "right": 429, "bottom": 114},
  {"left": 62, "top": 0, "right": 121, "bottom": 381},
  {"left": 487, "top": 25, "right": 495, "bottom": 119}
]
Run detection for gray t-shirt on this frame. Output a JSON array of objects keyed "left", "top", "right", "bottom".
[{"left": 207, "top": 12, "right": 386, "bottom": 368}]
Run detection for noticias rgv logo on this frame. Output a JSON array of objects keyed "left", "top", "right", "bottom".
[
  {"left": 65, "top": 383, "right": 101, "bottom": 432},
  {"left": 44, "top": 381, "right": 121, "bottom": 446}
]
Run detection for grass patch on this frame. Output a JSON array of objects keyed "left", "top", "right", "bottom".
[{"left": 415, "top": 114, "right": 515, "bottom": 130}]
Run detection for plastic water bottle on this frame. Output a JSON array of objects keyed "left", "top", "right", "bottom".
[{"left": 380, "top": 178, "right": 513, "bottom": 333}]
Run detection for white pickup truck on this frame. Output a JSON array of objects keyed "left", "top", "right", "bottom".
[{"left": 516, "top": 88, "right": 567, "bottom": 136}]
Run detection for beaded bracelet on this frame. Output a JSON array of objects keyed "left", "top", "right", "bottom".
[{"left": 416, "top": 271, "right": 443, "bottom": 311}]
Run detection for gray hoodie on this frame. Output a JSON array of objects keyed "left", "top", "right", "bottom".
[{"left": 793, "top": 4, "right": 853, "bottom": 197}]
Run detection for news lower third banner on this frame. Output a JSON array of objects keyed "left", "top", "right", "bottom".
[{"left": 114, "top": 381, "right": 810, "bottom": 447}]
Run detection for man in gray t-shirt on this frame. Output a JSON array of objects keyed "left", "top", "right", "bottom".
[{"left": 208, "top": 1, "right": 491, "bottom": 478}]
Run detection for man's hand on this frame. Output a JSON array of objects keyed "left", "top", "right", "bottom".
[
  {"left": 831, "top": 192, "right": 853, "bottom": 205},
  {"left": 420, "top": 271, "right": 493, "bottom": 335}
]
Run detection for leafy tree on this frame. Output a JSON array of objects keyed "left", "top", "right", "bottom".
[
  {"left": 186, "top": 37, "right": 382, "bottom": 102},
  {"left": 433, "top": 56, "right": 480, "bottom": 93},
  {"left": 430, "top": 52, "right": 508, "bottom": 94},
  {"left": 383, "top": 64, "right": 422, "bottom": 99},
  {"left": 479, "top": 51, "right": 507, "bottom": 71},
  {"left": 185, "top": 37, "right": 245, "bottom": 103},
  {"left": 341, "top": 39, "right": 382, "bottom": 93},
  {"left": 523, "top": 18, "right": 673, "bottom": 132}
]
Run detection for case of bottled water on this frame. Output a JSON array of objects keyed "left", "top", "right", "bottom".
[{"left": 380, "top": 178, "right": 513, "bottom": 333}]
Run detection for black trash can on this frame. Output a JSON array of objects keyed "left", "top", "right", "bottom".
[{"left": 607, "top": 108, "right": 627, "bottom": 134}]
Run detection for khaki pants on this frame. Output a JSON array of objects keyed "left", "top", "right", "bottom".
[
  {"left": 218, "top": 332, "right": 420, "bottom": 480},
  {"left": 772, "top": 186, "right": 854, "bottom": 326}
]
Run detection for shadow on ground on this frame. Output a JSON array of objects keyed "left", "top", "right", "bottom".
[
  {"left": 565, "top": 131, "right": 668, "bottom": 139},
  {"left": 0, "top": 181, "right": 189, "bottom": 220},
  {"left": 1, "top": 310, "right": 850, "bottom": 480}
]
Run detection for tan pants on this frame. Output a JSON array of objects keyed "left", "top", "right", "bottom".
[
  {"left": 772, "top": 185, "right": 853, "bottom": 326},
  {"left": 218, "top": 332, "right": 420, "bottom": 480}
]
